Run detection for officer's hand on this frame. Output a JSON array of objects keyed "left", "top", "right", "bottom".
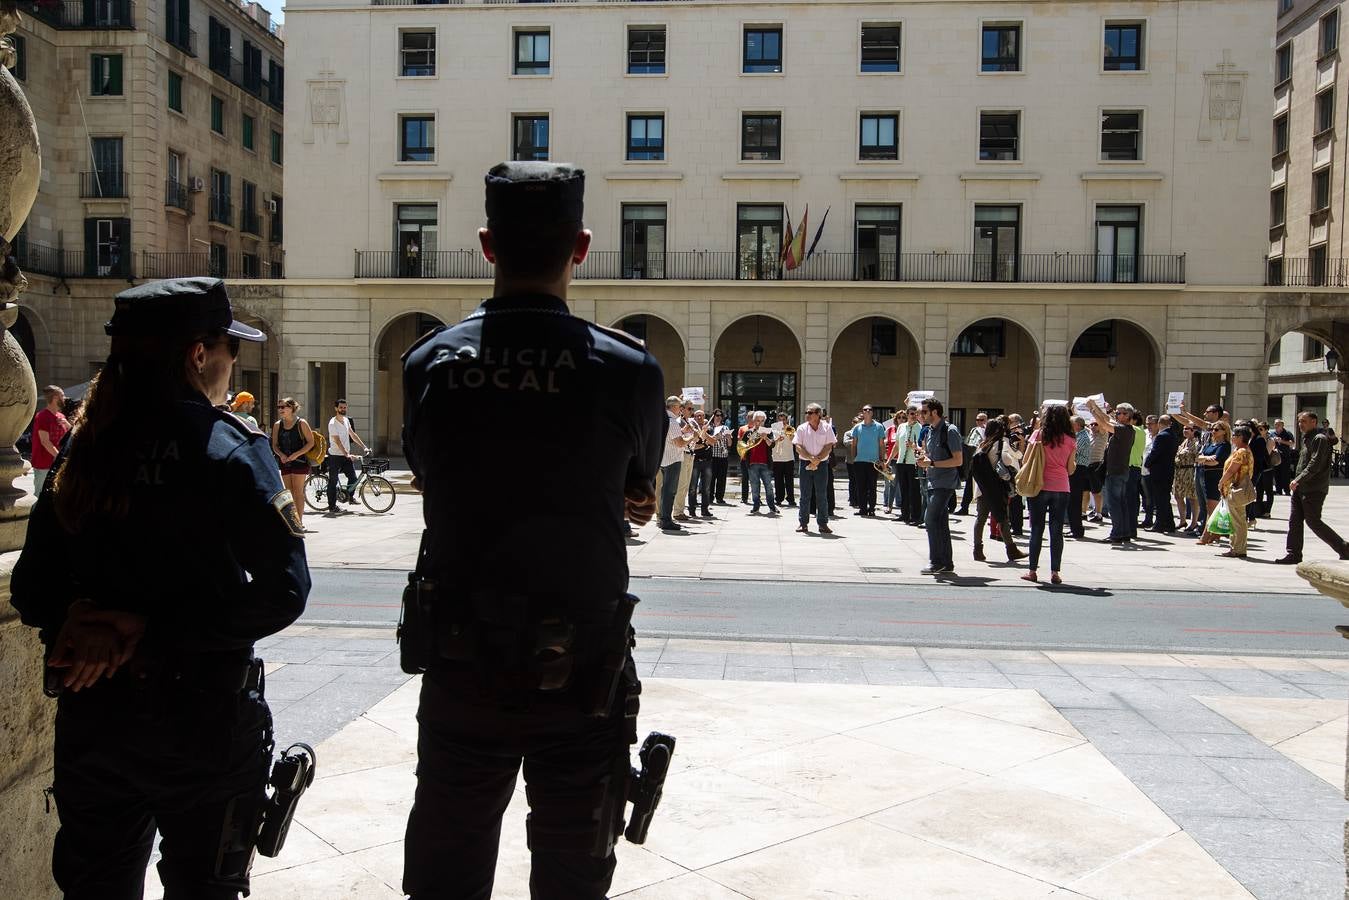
[
  {"left": 49, "top": 606, "right": 147, "bottom": 691},
  {"left": 624, "top": 480, "right": 657, "bottom": 527}
]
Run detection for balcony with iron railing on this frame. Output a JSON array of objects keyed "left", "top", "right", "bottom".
[
  {"left": 353, "top": 249, "right": 1187, "bottom": 284},
  {"left": 13, "top": 242, "right": 132, "bottom": 279},
  {"left": 25, "top": 0, "right": 134, "bottom": 28},
  {"left": 165, "top": 179, "right": 193, "bottom": 214},
  {"left": 209, "top": 193, "right": 233, "bottom": 227},
  {"left": 141, "top": 251, "right": 284, "bottom": 280},
  {"left": 241, "top": 208, "right": 262, "bottom": 237},
  {"left": 1267, "top": 256, "right": 1349, "bottom": 288},
  {"left": 80, "top": 170, "right": 128, "bottom": 199}
]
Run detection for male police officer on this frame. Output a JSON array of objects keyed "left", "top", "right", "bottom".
[{"left": 401, "top": 162, "right": 666, "bottom": 899}]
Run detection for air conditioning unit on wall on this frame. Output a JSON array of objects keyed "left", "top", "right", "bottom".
[
  {"left": 189, "top": 176, "right": 205, "bottom": 192},
  {"left": 267, "top": 199, "right": 278, "bottom": 213}
]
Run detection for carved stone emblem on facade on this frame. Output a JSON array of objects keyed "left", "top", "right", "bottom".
[
  {"left": 1199, "top": 49, "right": 1249, "bottom": 142},
  {"left": 304, "top": 61, "right": 349, "bottom": 144}
]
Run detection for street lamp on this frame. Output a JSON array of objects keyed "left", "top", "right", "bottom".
[
  {"left": 751, "top": 315, "right": 764, "bottom": 367},
  {"left": 1326, "top": 348, "right": 1340, "bottom": 373},
  {"left": 870, "top": 335, "right": 882, "bottom": 368},
  {"left": 1106, "top": 349, "right": 1119, "bottom": 371},
  {"left": 987, "top": 350, "right": 1000, "bottom": 370}
]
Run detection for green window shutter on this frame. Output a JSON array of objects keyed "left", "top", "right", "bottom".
[
  {"left": 168, "top": 72, "right": 182, "bottom": 111},
  {"left": 109, "top": 55, "right": 122, "bottom": 95},
  {"left": 242, "top": 115, "right": 254, "bottom": 149}
]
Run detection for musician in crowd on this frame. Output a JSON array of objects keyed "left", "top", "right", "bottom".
[
  {"left": 793, "top": 402, "right": 836, "bottom": 534},
  {"left": 736, "top": 414, "right": 754, "bottom": 504},
  {"left": 843, "top": 413, "right": 863, "bottom": 509},
  {"left": 742, "top": 410, "right": 778, "bottom": 515},
  {"left": 657, "top": 395, "right": 691, "bottom": 532},
  {"left": 771, "top": 412, "right": 797, "bottom": 507},
  {"left": 673, "top": 400, "right": 696, "bottom": 522},
  {"left": 686, "top": 408, "right": 715, "bottom": 518},
  {"left": 708, "top": 409, "right": 733, "bottom": 505},
  {"left": 892, "top": 407, "right": 922, "bottom": 524},
  {"left": 847, "top": 406, "right": 887, "bottom": 517}
]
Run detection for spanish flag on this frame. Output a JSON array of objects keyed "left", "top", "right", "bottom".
[{"left": 782, "top": 206, "right": 808, "bottom": 270}]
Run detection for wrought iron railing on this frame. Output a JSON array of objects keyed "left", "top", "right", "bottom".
[
  {"left": 14, "top": 242, "right": 131, "bottom": 278},
  {"left": 25, "top": 0, "right": 134, "bottom": 28},
  {"left": 141, "top": 251, "right": 285, "bottom": 280},
  {"left": 354, "top": 249, "right": 1186, "bottom": 283},
  {"left": 80, "top": 170, "right": 128, "bottom": 199},
  {"left": 165, "top": 179, "right": 192, "bottom": 213},
  {"left": 1267, "top": 256, "right": 1349, "bottom": 287}
]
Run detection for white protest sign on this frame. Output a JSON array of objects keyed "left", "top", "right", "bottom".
[
  {"left": 1166, "top": 391, "right": 1185, "bottom": 414},
  {"left": 906, "top": 390, "right": 935, "bottom": 407},
  {"left": 681, "top": 387, "right": 705, "bottom": 405},
  {"left": 1042, "top": 399, "right": 1070, "bottom": 409}
]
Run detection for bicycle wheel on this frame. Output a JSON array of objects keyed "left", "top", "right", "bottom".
[
  {"left": 359, "top": 475, "right": 397, "bottom": 513},
  {"left": 303, "top": 473, "right": 329, "bottom": 513}
]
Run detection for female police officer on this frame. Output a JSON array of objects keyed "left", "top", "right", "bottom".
[{"left": 10, "top": 277, "right": 310, "bottom": 900}]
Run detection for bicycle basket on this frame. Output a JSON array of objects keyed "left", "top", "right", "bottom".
[{"left": 364, "top": 457, "right": 391, "bottom": 475}]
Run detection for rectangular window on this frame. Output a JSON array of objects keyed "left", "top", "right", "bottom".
[
  {"left": 628, "top": 26, "right": 666, "bottom": 74},
  {"left": 12, "top": 34, "right": 24, "bottom": 82},
  {"left": 1095, "top": 205, "right": 1141, "bottom": 283},
  {"left": 953, "top": 319, "right": 1006, "bottom": 356},
  {"left": 89, "top": 137, "right": 124, "bottom": 198},
  {"left": 1274, "top": 113, "right": 1289, "bottom": 155},
  {"left": 860, "top": 24, "right": 901, "bottom": 73},
  {"left": 208, "top": 17, "right": 231, "bottom": 76},
  {"left": 166, "top": 150, "right": 187, "bottom": 210},
  {"left": 1316, "top": 88, "right": 1335, "bottom": 133},
  {"left": 168, "top": 71, "right": 183, "bottom": 112},
  {"left": 973, "top": 205, "right": 1020, "bottom": 282},
  {"left": 1268, "top": 256, "right": 1285, "bottom": 286},
  {"left": 854, "top": 205, "right": 900, "bottom": 280},
  {"left": 209, "top": 242, "right": 228, "bottom": 278},
  {"left": 209, "top": 168, "right": 232, "bottom": 226},
  {"left": 1310, "top": 245, "right": 1329, "bottom": 285},
  {"left": 271, "top": 129, "right": 283, "bottom": 165},
  {"left": 1280, "top": 0, "right": 1293, "bottom": 13},
  {"left": 1101, "top": 110, "right": 1142, "bottom": 161},
  {"left": 1271, "top": 186, "right": 1286, "bottom": 228},
  {"left": 859, "top": 113, "right": 899, "bottom": 160},
  {"left": 981, "top": 24, "right": 1021, "bottom": 72},
  {"left": 979, "top": 111, "right": 1019, "bottom": 161},
  {"left": 741, "top": 113, "right": 782, "bottom": 161},
  {"left": 166, "top": 0, "right": 190, "bottom": 51},
  {"left": 400, "top": 30, "right": 435, "bottom": 77},
  {"left": 395, "top": 203, "right": 437, "bottom": 277},
  {"left": 400, "top": 115, "right": 435, "bottom": 162},
  {"left": 241, "top": 253, "right": 259, "bottom": 278},
  {"left": 1305, "top": 335, "right": 1327, "bottom": 360},
  {"left": 621, "top": 204, "right": 667, "bottom": 279},
  {"left": 242, "top": 181, "right": 257, "bottom": 234},
  {"left": 1103, "top": 22, "right": 1143, "bottom": 71},
  {"left": 211, "top": 95, "right": 225, "bottom": 135},
  {"left": 743, "top": 27, "right": 783, "bottom": 73},
  {"left": 85, "top": 217, "right": 129, "bottom": 277},
  {"left": 90, "top": 54, "right": 123, "bottom": 96},
  {"left": 242, "top": 114, "right": 255, "bottom": 151},
  {"left": 270, "top": 195, "right": 283, "bottom": 244},
  {"left": 512, "top": 114, "right": 549, "bottom": 161},
  {"left": 736, "top": 204, "right": 783, "bottom": 280},
  {"left": 514, "top": 29, "right": 550, "bottom": 75},
  {"left": 1321, "top": 9, "right": 1339, "bottom": 56},
  {"left": 626, "top": 114, "right": 665, "bottom": 161},
  {"left": 1313, "top": 168, "right": 1331, "bottom": 211},
  {"left": 1277, "top": 43, "right": 1293, "bottom": 84}
]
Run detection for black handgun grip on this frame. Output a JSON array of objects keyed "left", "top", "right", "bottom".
[
  {"left": 624, "top": 732, "right": 676, "bottom": 845},
  {"left": 257, "top": 743, "right": 317, "bottom": 858}
]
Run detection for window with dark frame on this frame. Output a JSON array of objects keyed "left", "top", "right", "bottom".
[
  {"left": 860, "top": 25, "right": 901, "bottom": 72},
  {"left": 1316, "top": 88, "right": 1335, "bottom": 133},
  {"left": 741, "top": 113, "right": 782, "bottom": 160},
  {"left": 242, "top": 181, "right": 258, "bottom": 233},
  {"left": 1101, "top": 110, "right": 1142, "bottom": 161},
  {"left": 242, "top": 114, "right": 255, "bottom": 151},
  {"left": 1321, "top": 9, "right": 1339, "bottom": 56},
  {"left": 513, "top": 115, "right": 550, "bottom": 161},
  {"left": 1072, "top": 322, "right": 1116, "bottom": 358},
  {"left": 953, "top": 319, "right": 1006, "bottom": 356},
  {"left": 1279, "top": 0, "right": 1294, "bottom": 12},
  {"left": 400, "top": 30, "right": 435, "bottom": 77},
  {"left": 210, "top": 242, "right": 228, "bottom": 278},
  {"left": 1313, "top": 167, "right": 1331, "bottom": 211},
  {"left": 854, "top": 205, "right": 900, "bottom": 280},
  {"left": 1103, "top": 22, "right": 1143, "bottom": 70},
  {"left": 1305, "top": 335, "right": 1327, "bottom": 360},
  {"left": 1095, "top": 205, "right": 1141, "bottom": 283},
  {"left": 1310, "top": 245, "right": 1329, "bottom": 285},
  {"left": 979, "top": 111, "right": 1019, "bottom": 160},
  {"left": 1268, "top": 256, "right": 1285, "bottom": 286},
  {"left": 271, "top": 129, "right": 282, "bottom": 165},
  {"left": 400, "top": 115, "right": 435, "bottom": 162},
  {"left": 871, "top": 320, "right": 898, "bottom": 356},
  {"left": 621, "top": 204, "right": 667, "bottom": 279},
  {"left": 168, "top": 71, "right": 182, "bottom": 112},
  {"left": 12, "top": 34, "right": 24, "bottom": 81},
  {"left": 981, "top": 24, "right": 1021, "bottom": 71},
  {"left": 743, "top": 27, "right": 783, "bottom": 73},
  {"left": 628, "top": 26, "right": 666, "bottom": 74},
  {"left": 972, "top": 206, "right": 1020, "bottom": 282},
  {"left": 626, "top": 114, "right": 665, "bottom": 160},
  {"left": 859, "top": 113, "right": 899, "bottom": 160},
  {"left": 736, "top": 203, "right": 783, "bottom": 280},
  {"left": 271, "top": 195, "right": 283, "bottom": 244},
  {"left": 1271, "top": 186, "right": 1286, "bottom": 228},
  {"left": 1269, "top": 335, "right": 1283, "bottom": 363},
  {"left": 91, "top": 54, "right": 123, "bottom": 96},
  {"left": 1277, "top": 43, "right": 1293, "bottom": 83},
  {"left": 1274, "top": 113, "right": 1289, "bottom": 155},
  {"left": 514, "top": 30, "right": 550, "bottom": 75},
  {"left": 211, "top": 95, "right": 225, "bottom": 135}
]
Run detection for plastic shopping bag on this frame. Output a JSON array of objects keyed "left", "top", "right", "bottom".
[{"left": 1207, "top": 499, "right": 1233, "bottom": 536}]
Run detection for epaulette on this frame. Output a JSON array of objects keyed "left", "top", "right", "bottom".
[
  {"left": 400, "top": 322, "right": 449, "bottom": 363},
  {"left": 592, "top": 322, "right": 647, "bottom": 352}
]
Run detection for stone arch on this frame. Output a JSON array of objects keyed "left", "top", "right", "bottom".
[
  {"left": 606, "top": 313, "right": 687, "bottom": 390},
  {"left": 1068, "top": 318, "right": 1161, "bottom": 412},
  {"left": 713, "top": 314, "right": 804, "bottom": 424},
  {"left": 1264, "top": 315, "right": 1349, "bottom": 427},
  {"left": 947, "top": 316, "right": 1041, "bottom": 428},
  {"left": 228, "top": 311, "right": 283, "bottom": 432},
  {"left": 373, "top": 310, "right": 448, "bottom": 455},
  {"left": 827, "top": 315, "right": 922, "bottom": 421},
  {"left": 12, "top": 306, "right": 48, "bottom": 384}
]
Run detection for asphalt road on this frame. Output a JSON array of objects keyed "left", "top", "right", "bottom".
[{"left": 301, "top": 569, "right": 1349, "bottom": 658}]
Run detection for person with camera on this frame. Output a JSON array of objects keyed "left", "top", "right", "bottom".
[{"left": 10, "top": 277, "right": 310, "bottom": 899}]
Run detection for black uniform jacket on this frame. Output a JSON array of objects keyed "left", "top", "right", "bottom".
[
  {"left": 402, "top": 294, "right": 665, "bottom": 605},
  {"left": 11, "top": 392, "right": 310, "bottom": 658}
]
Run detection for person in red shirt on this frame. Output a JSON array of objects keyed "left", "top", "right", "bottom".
[
  {"left": 31, "top": 384, "right": 70, "bottom": 495},
  {"left": 744, "top": 410, "right": 778, "bottom": 514}
]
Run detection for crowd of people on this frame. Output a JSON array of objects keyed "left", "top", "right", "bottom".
[{"left": 650, "top": 393, "right": 1349, "bottom": 581}]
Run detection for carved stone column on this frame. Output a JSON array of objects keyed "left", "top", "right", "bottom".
[
  {"left": 1295, "top": 561, "right": 1349, "bottom": 900},
  {"left": 0, "top": 2, "right": 55, "bottom": 896}
]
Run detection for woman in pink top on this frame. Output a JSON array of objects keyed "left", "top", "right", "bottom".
[{"left": 1022, "top": 403, "right": 1077, "bottom": 585}]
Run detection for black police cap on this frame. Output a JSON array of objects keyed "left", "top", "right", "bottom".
[
  {"left": 484, "top": 162, "right": 584, "bottom": 225},
  {"left": 106, "top": 277, "right": 266, "bottom": 341}
]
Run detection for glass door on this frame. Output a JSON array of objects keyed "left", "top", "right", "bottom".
[
  {"left": 718, "top": 371, "right": 798, "bottom": 427},
  {"left": 736, "top": 204, "right": 782, "bottom": 280},
  {"left": 973, "top": 205, "right": 1019, "bottom": 282},
  {"left": 1096, "top": 206, "right": 1140, "bottom": 283},
  {"left": 621, "top": 204, "right": 666, "bottom": 279},
  {"left": 855, "top": 205, "right": 900, "bottom": 280},
  {"left": 395, "top": 204, "right": 437, "bottom": 277}
]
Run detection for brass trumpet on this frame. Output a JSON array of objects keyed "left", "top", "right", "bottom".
[
  {"left": 736, "top": 432, "right": 764, "bottom": 459},
  {"left": 873, "top": 460, "right": 896, "bottom": 483}
]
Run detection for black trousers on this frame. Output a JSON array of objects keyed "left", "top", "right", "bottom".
[
  {"left": 739, "top": 457, "right": 750, "bottom": 501},
  {"left": 773, "top": 460, "right": 796, "bottom": 504},
  {"left": 51, "top": 679, "right": 272, "bottom": 900},
  {"left": 847, "top": 461, "right": 858, "bottom": 505},
  {"left": 959, "top": 455, "right": 977, "bottom": 512},
  {"left": 711, "top": 456, "right": 729, "bottom": 502},
  {"left": 856, "top": 465, "right": 878, "bottom": 514},
  {"left": 1287, "top": 490, "right": 1348, "bottom": 559},
  {"left": 1148, "top": 471, "right": 1175, "bottom": 532},
  {"left": 326, "top": 455, "right": 357, "bottom": 509},
  {"left": 688, "top": 459, "right": 713, "bottom": 513},
  {"left": 404, "top": 671, "right": 627, "bottom": 900},
  {"left": 1068, "top": 466, "right": 1089, "bottom": 537},
  {"left": 896, "top": 463, "right": 920, "bottom": 523},
  {"left": 973, "top": 488, "right": 1016, "bottom": 556},
  {"left": 1256, "top": 469, "right": 1276, "bottom": 517},
  {"left": 1007, "top": 494, "right": 1024, "bottom": 534}
]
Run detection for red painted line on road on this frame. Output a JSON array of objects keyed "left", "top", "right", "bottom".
[
  {"left": 638, "top": 612, "right": 738, "bottom": 620},
  {"left": 881, "top": 619, "right": 1030, "bottom": 629},
  {"left": 309, "top": 601, "right": 402, "bottom": 609},
  {"left": 1183, "top": 627, "right": 1327, "bottom": 636},
  {"left": 1119, "top": 602, "right": 1257, "bottom": 610}
]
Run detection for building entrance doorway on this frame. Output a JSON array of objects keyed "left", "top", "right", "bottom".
[{"left": 718, "top": 371, "right": 797, "bottom": 427}]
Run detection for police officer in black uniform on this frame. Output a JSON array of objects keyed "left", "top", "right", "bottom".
[
  {"left": 401, "top": 162, "right": 666, "bottom": 899},
  {"left": 11, "top": 277, "right": 311, "bottom": 899}
]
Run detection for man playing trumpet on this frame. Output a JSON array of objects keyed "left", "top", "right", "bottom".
[
  {"left": 743, "top": 410, "right": 778, "bottom": 515},
  {"left": 772, "top": 412, "right": 797, "bottom": 508},
  {"left": 793, "top": 403, "right": 837, "bottom": 534}
]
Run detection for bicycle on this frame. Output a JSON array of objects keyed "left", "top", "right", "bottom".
[{"left": 303, "top": 454, "right": 398, "bottom": 514}]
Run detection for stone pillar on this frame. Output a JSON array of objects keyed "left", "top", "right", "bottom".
[
  {"left": 803, "top": 302, "right": 828, "bottom": 408},
  {"left": 1042, "top": 304, "right": 1070, "bottom": 403},
  {"left": 686, "top": 300, "right": 711, "bottom": 393},
  {"left": 921, "top": 302, "right": 950, "bottom": 399},
  {"left": 0, "top": 3, "right": 54, "bottom": 895}
]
